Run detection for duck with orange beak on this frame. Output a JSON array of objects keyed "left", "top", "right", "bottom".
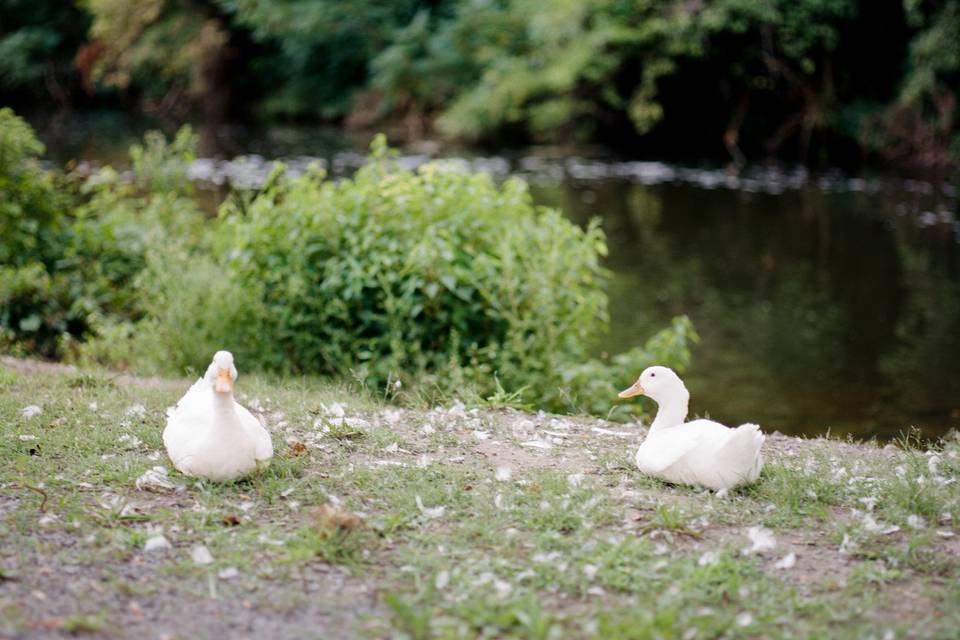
[
  {"left": 163, "top": 351, "right": 273, "bottom": 481},
  {"left": 618, "top": 366, "right": 765, "bottom": 491}
]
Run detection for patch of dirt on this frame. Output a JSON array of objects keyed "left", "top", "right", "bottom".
[
  {"left": 1, "top": 356, "right": 184, "bottom": 391},
  {"left": 0, "top": 532, "right": 379, "bottom": 639}
]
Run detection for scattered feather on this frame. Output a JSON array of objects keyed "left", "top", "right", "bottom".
[
  {"left": 191, "top": 545, "right": 214, "bottom": 565},
  {"left": 416, "top": 495, "right": 445, "bottom": 519},
  {"left": 218, "top": 567, "right": 239, "bottom": 580},
  {"left": 435, "top": 570, "right": 450, "bottom": 590},
  {"left": 21, "top": 405, "right": 42, "bottom": 419},
  {"left": 743, "top": 526, "right": 776, "bottom": 554},
  {"left": 520, "top": 439, "right": 552, "bottom": 450},
  {"left": 590, "top": 427, "right": 633, "bottom": 438},
  {"left": 321, "top": 402, "right": 346, "bottom": 418},
  {"left": 118, "top": 433, "right": 142, "bottom": 448},
  {"left": 125, "top": 404, "right": 146, "bottom": 418},
  {"left": 495, "top": 466, "right": 513, "bottom": 481},
  {"left": 135, "top": 467, "right": 178, "bottom": 492},
  {"left": 144, "top": 535, "right": 172, "bottom": 552},
  {"left": 839, "top": 534, "right": 855, "bottom": 554},
  {"left": 774, "top": 553, "right": 797, "bottom": 569}
]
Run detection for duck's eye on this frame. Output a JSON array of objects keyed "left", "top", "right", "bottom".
[{"left": 650, "top": 373, "right": 656, "bottom": 377}]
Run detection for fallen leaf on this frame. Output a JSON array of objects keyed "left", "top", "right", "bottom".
[
  {"left": 290, "top": 442, "right": 307, "bottom": 455},
  {"left": 127, "top": 601, "right": 144, "bottom": 620},
  {"left": 311, "top": 503, "right": 364, "bottom": 532},
  {"left": 222, "top": 515, "right": 241, "bottom": 527},
  {"left": 41, "top": 618, "right": 64, "bottom": 631}
]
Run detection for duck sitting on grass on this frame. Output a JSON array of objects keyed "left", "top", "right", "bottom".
[
  {"left": 618, "top": 366, "right": 764, "bottom": 491},
  {"left": 163, "top": 351, "right": 273, "bottom": 482}
]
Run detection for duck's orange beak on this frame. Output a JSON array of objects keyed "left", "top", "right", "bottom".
[
  {"left": 618, "top": 381, "right": 645, "bottom": 399},
  {"left": 214, "top": 367, "right": 233, "bottom": 392}
]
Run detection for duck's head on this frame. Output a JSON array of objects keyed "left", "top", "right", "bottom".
[
  {"left": 205, "top": 350, "right": 238, "bottom": 394},
  {"left": 618, "top": 365, "right": 687, "bottom": 404}
]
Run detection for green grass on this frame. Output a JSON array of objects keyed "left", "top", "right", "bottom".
[{"left": 0, "top": 360, "right": 958, "bottom": 638}]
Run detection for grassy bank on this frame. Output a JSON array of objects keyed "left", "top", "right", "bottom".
[{"left": 1, "top": 358, "right": 958, "bottom": 639}]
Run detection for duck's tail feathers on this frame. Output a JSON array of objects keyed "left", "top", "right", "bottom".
[{"left": 724, "top": 423, "right": 766, "bottom": 484}]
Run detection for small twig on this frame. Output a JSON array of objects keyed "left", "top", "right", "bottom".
[
  {"left": 16, "top": 483, "right": 49, "bottom": 512},
  {"left": 635, "top": 521, "right": 703, "bottom": 540}
]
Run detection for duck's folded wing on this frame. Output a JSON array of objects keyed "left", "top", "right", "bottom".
[
  {"left": 236, "top": 403, "right": 274, "bottom": 461},
  {"left": 164, "top": 377, "right": 211, "bottom": 452},
  {"left": 166, "top": 377, "right": 208, "bottom": 419},
  {"left": 637, "top": 427, "right": 702, "bottom": 473}
]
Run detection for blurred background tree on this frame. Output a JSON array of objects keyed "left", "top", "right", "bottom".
[{"left": 0, "top": 0, "right": 957, "bottom": 167}]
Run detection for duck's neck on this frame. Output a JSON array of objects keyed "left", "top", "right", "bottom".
[
  {"left": 212, "top": 391, "right": 238, "bottom": 420},
  {"left": 649, "top": 389, "right": 689, "bottom": 433}
]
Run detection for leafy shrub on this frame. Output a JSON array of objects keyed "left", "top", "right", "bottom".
[
  {"left": 0, "top": 108, "right": 80, "bottom": 355},
  {"left": 0, "top": 107, "right": 71, "bottom": 268},
  {"left": 0, "top": 112, "right": 204, "bottom": 357},
  {"left": 78, "top": 246, "right": 266, "bottom": 374},
  {"left": 218, "top": 136, "right": 610, "bottom": 401},
  {"left": 2, "top": 119, "right": 697, "bottom": 417},
  {"left": 554, "top": 315, "right": 698, "bottom": 419}
]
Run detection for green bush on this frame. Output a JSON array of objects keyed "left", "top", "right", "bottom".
[
  {"left": 78, "top": 246, "right": 267, "bottom": 375},
  {"left": 555, "top": 315, "right": 698, "bottom": 419},
  {"left": 0, "top": 107, "right": 71, "bottom": 268},
  {"left": 217, "top": 136, "right": 609, "bottom": 399},
  {"left": 0, "top": 108, "right": 80, "bottom": 355},
  {"left": 0, "top": 111, "right": 204, "bottom": 357},
  {"left": 1, "top": 119, "right": 696, "bottom": 418}
]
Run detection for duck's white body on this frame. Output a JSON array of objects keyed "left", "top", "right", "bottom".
[
  {"left": 163, "top": 351, "right": 273, "bottom": 482},
  {"left": 621, "top": 367, "right": 764, "bottom": 491}
]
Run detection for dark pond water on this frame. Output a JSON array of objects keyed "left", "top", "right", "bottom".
[{"left": 34, "top": 117, "right": 960, "bottom": 440}]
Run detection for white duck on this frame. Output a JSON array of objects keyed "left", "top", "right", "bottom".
[
  {"left": 618, "top": 366, "right": 764, "bottom": 491},
  {"left": 163, "top": 351, "right": 273, "bottom": 482}
]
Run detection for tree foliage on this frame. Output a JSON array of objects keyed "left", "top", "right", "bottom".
[{"left": 1, "top": 0, "right": 957, "bottom": 165}]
